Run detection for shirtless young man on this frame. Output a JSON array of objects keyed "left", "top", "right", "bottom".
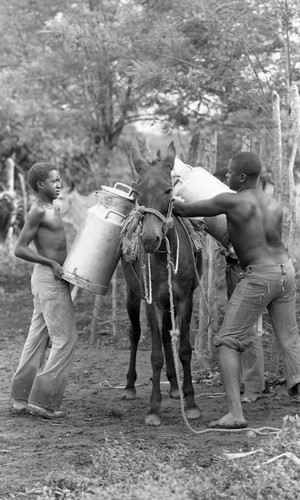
[
  {"left": 174, "top": 151, "right": 300, "bottom": 429},
  {"left": 213, "top": 169, "right": 265, "bottom": 404},
  {"left": 10, "top": 163, "right": 77, "bottom": 419}
]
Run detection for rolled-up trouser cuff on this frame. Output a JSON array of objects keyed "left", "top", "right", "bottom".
[{"left": 214, "top": 335, "right": 246, "bottom": 352}]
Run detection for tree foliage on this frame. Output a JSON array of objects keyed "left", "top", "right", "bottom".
[{"left": 0, "top": 0, "right": 300, "bottom": 187}]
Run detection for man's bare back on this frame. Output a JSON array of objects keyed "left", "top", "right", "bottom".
[{"left": 220, "top": 188, "right": 287, "bottom": 269}]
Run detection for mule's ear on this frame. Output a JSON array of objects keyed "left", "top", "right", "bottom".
[
  {"left": 131, "top": 148, "right": 149, "bottom": 175},
  {"left": 162, "top": 141, "right": 176, "bottom": 171}
]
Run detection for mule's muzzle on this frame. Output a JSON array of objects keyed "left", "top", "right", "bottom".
[{"left": 140, "top": 233, "right": 162, "bottom": 254}]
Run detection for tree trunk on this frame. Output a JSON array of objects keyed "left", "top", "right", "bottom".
[
  {"left": 194, "top": 131, "right": 218, "bottom": 367},
  {"left": 272, "top": 90, "right": 283, "bottom": 205},
  {"left": 5, "top": 158, "right": 16, "bottom": 270}
]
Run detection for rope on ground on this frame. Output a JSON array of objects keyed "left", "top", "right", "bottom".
[
  {"left": 195, "top": 392, "right": 225, "bottom": 399},
  {"left": 187, "top": 426, "right": 281, "bottom": 436},
  {"left": 99, "top": 380, "right": 225, "bottom": 398},
  {"left": 99, "top": 379, "right": 171, "bottom": 389},
  {"left": 98, "top": 377, "right": 281, "bottom": 435},
  {"left": 99, "top": 380, "right": 150, "bottom": 389}
]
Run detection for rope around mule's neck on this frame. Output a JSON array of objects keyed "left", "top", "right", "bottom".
[{"left": 126, "top": 202, "right": 174, "bottom": 233}]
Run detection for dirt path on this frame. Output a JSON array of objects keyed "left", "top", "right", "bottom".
[{"left": 1, "top": 267, "right": 299, "bottom": 499}]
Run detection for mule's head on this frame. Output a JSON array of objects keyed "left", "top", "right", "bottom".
[{"left": 131, "top": 141, "right": 176, "bottom": 253}]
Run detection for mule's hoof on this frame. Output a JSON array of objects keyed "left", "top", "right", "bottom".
[
  {"left": 122, "top": 389, "right": 136, "bottom": 400},
  {"left": 145, "top": 413, "right": 161, "bottom": 426},
  {"left": 169, "top": 388, "right": 180, "bottom": 399},
  {"left": 185, "top": 406, "right": 201, "bottom": 420}
]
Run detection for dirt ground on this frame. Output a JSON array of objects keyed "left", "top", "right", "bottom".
[{"left": 1, "top": 264, "right": 300, "bottom": 499}]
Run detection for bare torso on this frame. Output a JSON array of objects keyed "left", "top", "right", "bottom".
[
  {"left": 15, "top": 200, "right": 67, "bottom": 269},
  {"left": 33, "top": 201, "right": 67, "bottom": 266}
]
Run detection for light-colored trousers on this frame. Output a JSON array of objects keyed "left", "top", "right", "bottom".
[
  {"left": 225, "top": 258, "right": 264, "bottom": 393},
  {"left": 10, "top": 264, "right": 77, "bottom": 411},
  {"left": 218, "top": 259, "right": 300, "bottom": 391},
  {"left": 240, "top": 331, "right": 264, "bottom": 393}
]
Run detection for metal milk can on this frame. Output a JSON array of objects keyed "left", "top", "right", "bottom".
[
  {"left": 172, "top": 157, "right": 235, "bottom": 248},
  {"left": 62, "top": 182, "right": 134, "bottom": 295}
]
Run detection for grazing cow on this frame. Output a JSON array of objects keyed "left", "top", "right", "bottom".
[
  {"left": 0, "top": 191, "right": 16, "bottom": 244},
  {"left": 121, "top": 142, "right": 202, "bottom": 426}
]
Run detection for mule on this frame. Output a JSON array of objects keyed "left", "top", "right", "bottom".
[{"left": 121, "top": 141, "right": 202, "bottom": 426}]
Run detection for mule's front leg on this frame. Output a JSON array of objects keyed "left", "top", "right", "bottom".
[
  {"left": 145, "top": 304, "right": 164, "bottom": 426},
  {"left": 177, "top": 300, "right": 201, "bottom": 420},
  {"left": 123, "top": 287, "right": 141, "bottom": 401}
]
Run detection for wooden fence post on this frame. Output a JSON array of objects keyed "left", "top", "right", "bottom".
[
  {"left": 5, "top": 157, "right": 16, "bottom": 271},
  {"left": 272, "top": 91, "right": 283, "bottom": 204},
  {"left": 194, "top": 131, "right": 219, "bottom": 368},
  {"left": 270, "top": 86, "right": 299, "bottom": 375},
  {"left": 90, "top": 294, "right": 103, "bottom": 345}
]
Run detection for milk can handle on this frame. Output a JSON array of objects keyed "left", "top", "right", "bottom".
[
  {"left": 113, "top": 182, "right": 132, "bottom": 195},
  {"left": 172, "top": 175, "right": 183, "bottom": 185},
  {"left": 105, "top": 209, "right": 126, "bottom": 220}
]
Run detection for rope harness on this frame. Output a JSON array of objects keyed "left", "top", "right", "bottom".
[{"left": 121, "top": 198, "right": 175, "bottom": 303}]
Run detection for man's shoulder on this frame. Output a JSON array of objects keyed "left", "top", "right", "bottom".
[
  {"left": 235, "top": 188, "right": 267, "bottom": 202},
  {"left": 29, "top": 199, "right": 44, "bottom": 210},
  {"left": 27, "top": 201, "right": 47, "bottom": 222}
]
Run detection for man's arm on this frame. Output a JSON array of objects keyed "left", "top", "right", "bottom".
[{"left": 173, "top": 192, "right": 236, "bottom": 218}]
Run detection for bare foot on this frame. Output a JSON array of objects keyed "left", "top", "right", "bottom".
[
  {"left": 241, "top": 391, "right": 262, "bottom": 403},
  {"left": 208, "top": 412, "right": 247, "bottom": 429}
]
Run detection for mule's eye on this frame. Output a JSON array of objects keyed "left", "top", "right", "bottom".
[{"left": 165, "top": 188, "right": 172, "bottom": 195}]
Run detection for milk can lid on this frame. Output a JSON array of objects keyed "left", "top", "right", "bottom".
[{"left": 101, "top": 184, "right": 134, "bottom": 202}]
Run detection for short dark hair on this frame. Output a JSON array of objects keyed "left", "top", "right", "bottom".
[
  {"left": 28, "top": 163, "right": 58, "bottom": 192},
  {"left": 230, "top": 152, "right": 261, "bottom": 178}
]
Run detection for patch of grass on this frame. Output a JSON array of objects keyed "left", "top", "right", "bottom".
[{"left": 8, "top": 418, "right": 300, "bottom": 500}]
